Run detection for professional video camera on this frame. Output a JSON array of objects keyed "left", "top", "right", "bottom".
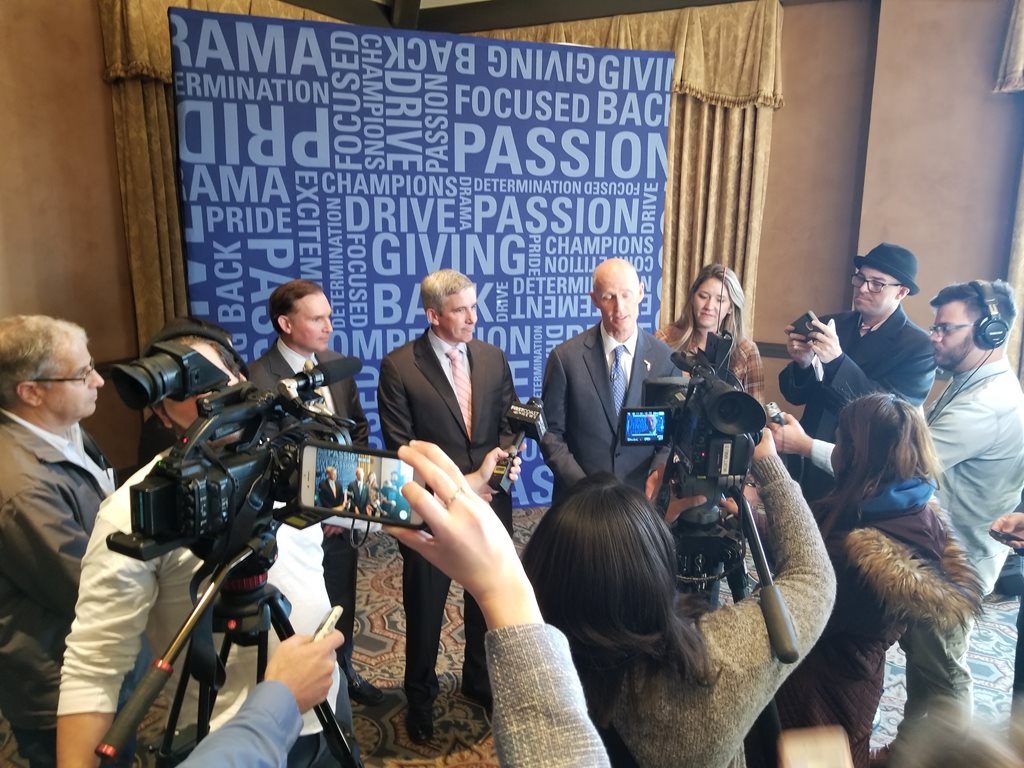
[
  {"left": 620, "top": 331, "right": 797, "bottom": 768},
  {"left": 619, "top": 332, "right": 796, "bottom": 664},
  {"left": 107, "top": 340, "right": 359, "bottom": 560},
  {"left": 99, "top": 339, "right": 362, "bottom": 767},
  {"left": 621, "top": 332, "right": 766, "bottom": 525}
]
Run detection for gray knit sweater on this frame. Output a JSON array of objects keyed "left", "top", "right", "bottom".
[
  {"left": 613, "top": 454, "right": 836, "bottom": 768},
  {"left": 487, "top": 623, "right": 611, "bottom": 768}
]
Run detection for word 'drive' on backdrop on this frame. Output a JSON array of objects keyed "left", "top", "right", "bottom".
[{"left": 171, "top": 8, "right": 673, "bottom": 505}]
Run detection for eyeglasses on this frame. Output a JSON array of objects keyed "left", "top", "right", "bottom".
[
  {"left": 851, "top": 273, "right": 903, "bottom": 293},
  {"left": 927, "top": 323, "right": 973, "bottom": 338},
  {"left": 30, "top": 359, "right": 97, "bottom": 385}
]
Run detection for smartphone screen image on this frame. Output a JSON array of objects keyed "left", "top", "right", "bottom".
[{"left": 299, "top": 441, "right": 423, "bottom": 527}]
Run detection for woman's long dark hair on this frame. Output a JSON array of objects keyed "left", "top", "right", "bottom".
[
  {"left": 522, "top": 473, "right": 716, "bottom": 725},
  {"left": 816, "top": 393, "right": 941, "bottom": 538}
]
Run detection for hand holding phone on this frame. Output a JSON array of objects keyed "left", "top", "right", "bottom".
[
  {"left": 313, "top": 605, "right": 343, "bottom": 641},
  {"left": 989, "top": 528, "right": 1024, "bottom": 546},
  {"left": 789, "top": 310, "right": 819, "bottom": 338},
  {"left": 298, "top": 440, "right": 423, "bottom": 528}
]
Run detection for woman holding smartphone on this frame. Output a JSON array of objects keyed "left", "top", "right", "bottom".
[
  {"left": 772, "top": 393, "right": 982, "bottom": 767},
  {"left": 656, "top": 263, "right": 764, "bottom": 401}
]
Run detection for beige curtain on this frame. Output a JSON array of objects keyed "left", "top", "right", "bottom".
[
  {"left": 997, "top": 0, "right": 1024, "bottom": 378},
  {"left": 96, "top": 0, "right": 334, "bottom": 347},
  {"left": 482, "top": 0, "right": 784, "bottom": 333}
]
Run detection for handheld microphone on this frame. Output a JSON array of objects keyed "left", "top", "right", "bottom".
[
  {"left": 276, "top": 357, "right": 362, "bottom": 401},
  {"left": 489, "top": 398, "right": 547, "bottom": 493}
]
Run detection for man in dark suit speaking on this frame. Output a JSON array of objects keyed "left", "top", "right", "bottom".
[
  {"left": 378, "top": 268, "right": 516, "bottom": 743},
  {"left": 248, "top": 279, "right": 383, "bottom": 707},
  {"left": 319, "top": 466, "right": 343, "bottom": 507},
  {"left": 346, "top": 466, "right": 370, "bottom": 517},
  {"left": 779, "top": 243, "right": 936, "bottom": 502},
  {"left": 541, "top": 257, "right": 676, "bottom": 502}
]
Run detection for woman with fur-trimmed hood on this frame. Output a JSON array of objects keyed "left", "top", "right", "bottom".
[{"left": 774, "top": 393, "right": 983, "bottom": 767}]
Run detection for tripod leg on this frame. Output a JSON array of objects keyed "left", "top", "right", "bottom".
[{"left": 267, "top": 594, "right": 362, "bottom": 768}]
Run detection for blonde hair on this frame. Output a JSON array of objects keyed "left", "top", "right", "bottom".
[{"left": 664, "top": 264, "right": 747, "bottom": 353}]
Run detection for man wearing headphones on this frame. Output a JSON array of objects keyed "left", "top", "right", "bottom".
[{"left": 873, "top": 280, "right": 1024, "bottom": 765}]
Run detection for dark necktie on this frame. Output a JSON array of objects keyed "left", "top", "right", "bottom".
[{"left": 610, "top": 344, "right": 627, "bottom": 415}]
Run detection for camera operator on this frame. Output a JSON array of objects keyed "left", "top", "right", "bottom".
[
  {"left": 57, "top": 323, "right": 356, "bottom": 768},
  {"left": 248, "top": 279, "right": 381, "bottom": 707},
  {"left": 774, "top": 281, "right": 1024, "bottom": 765},
  {"left": 523, "top": 428, "right": 834, "bottom": 767}
]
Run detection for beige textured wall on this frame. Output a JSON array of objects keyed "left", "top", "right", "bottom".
[
  {"left": 756, "top": 0, "right": 1024, "bottom": 411},
  {"left": 859, "top": 0, "right": 1024, "bottom": 327},
  {"left": 0, "top": 0, "right": 141, "bottom": 469},
  {"left": 756, "top": 0, "right": 878, "bottom": 409}
]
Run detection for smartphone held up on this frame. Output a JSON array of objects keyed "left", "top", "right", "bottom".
[
  {"left": 299, "top": 441, "right": 424, "bottom": 528},
  {"left": 790, "top": 310, "right": 819, "bottom": 338}
]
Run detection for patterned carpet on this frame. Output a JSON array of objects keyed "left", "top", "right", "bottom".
[{"left": 1, "top": 506, "right": 1019, "bottom": 766}]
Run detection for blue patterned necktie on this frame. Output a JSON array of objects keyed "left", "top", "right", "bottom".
[{"left": 610, "top": 344, "right": 627, "bottom": 415}]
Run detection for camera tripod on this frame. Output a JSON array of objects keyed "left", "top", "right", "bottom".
[
  {"left": 671, "top": 484, "right": 798, "bottom": 768},
  {"left": 97, "top": 532, "right": 360, "bottom": 768}
]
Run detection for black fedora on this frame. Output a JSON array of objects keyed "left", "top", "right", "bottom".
[{"left": 853, "top": 243, "right": 919, "bottom": 295}]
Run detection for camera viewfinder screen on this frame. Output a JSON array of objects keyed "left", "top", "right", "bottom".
[{"left": 622, "top": 408, "right": 669, "bottom": 446}]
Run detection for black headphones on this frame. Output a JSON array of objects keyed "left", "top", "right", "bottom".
[
  {"left": 970, "top": 280, "right": 1010, "bottom": 350},
  {"left": 142, "top": 317, "right": 250, "bottom": 378}
]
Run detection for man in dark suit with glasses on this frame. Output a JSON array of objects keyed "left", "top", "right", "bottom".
[{"left": 779, "top": 243, "right": 936, "bottom": 502}]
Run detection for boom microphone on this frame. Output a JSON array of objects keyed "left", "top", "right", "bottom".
[{"left": 277, "top": 357, "right": 362, "bottom": 400}]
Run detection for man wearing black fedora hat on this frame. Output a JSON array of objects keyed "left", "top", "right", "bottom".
[{"left": 779, "top": 242, "right": 936, "bottom": 502}]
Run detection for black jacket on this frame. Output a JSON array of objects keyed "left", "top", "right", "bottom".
[{"left": 778, "top": 305, "right": 935, "bottom": 500}]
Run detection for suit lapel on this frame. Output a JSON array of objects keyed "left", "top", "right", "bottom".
[
  {"left": 413, "top": 332, "right": 468, "bottom": 437},
  {"left": 624, "top": 333, "right": 651, "bottom": 408},
  {"left": 853, "top": 306, "right": 909, "bottom": 374},
  {"left": 581, "top": 325, "right": 619, "bottom": 429},
  {"left": 266, "top": 345, "right": 294, "bottom": 379}
]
